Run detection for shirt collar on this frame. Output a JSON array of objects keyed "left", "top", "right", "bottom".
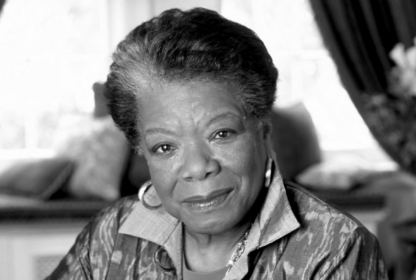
[
  {"left": 226, "top": 168, "right": 300, "bottom": 280},
  {"left": 119, "top": 186, "right": 183, "bottom": 273},
  {"left": 119, "top": 168, "right": 300, "bottom": 277}
]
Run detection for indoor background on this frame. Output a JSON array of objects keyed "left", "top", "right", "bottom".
[{"left": 0, "top": 0, "right": 415, "bottom": 279}]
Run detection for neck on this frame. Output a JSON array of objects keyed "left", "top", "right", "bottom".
[
  {"left": 183, "top": 221, "right": 251, "bottom": 272},
  {"left": 183, "top": 187, "right": 268, "bottom": 272}
]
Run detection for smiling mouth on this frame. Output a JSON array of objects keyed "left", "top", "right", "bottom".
[{"left": 183, "top": 188, "right": 233, "bottom": 211}]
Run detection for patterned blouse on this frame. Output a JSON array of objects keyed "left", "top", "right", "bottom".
[{"left": 46, "top": 173, "right": 387, "bottom": 280}]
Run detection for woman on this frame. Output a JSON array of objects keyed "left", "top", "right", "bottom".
[{"left": 48, "top": 8, "right": 387, "bottom": 280}]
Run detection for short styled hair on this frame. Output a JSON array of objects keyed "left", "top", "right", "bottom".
[{"left": 106, "top": 8, "right": 278, "bottom": 150}]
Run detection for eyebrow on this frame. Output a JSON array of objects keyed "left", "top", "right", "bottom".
[
  {"left": 205, "top": 112, "right": 242, "bottom": 128},
  {"left": 145, "top": 127, "right": 177, "bottom": 136},
  {"left": 144, "top": 112, "right": 243, "bottom": 137}
]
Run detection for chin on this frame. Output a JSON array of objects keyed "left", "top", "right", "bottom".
[
  {"left": 187, "top": 223, "right": 229, "bottom": 235},
  {"left": 184, "top": 212, "right": 241, "bottom": 235}
]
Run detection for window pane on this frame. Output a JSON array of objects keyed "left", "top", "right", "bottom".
[
  {"left": 221, "top": 0, "right": 386, "bottom": 155},
  {"left": 0, "top": 0, "right": 110, "bottom": 153}
]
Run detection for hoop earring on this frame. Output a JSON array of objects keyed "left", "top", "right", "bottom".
[
  {"left": 264, "top": 157, "right": 273, "bottom": 188},
  {"left": 138, "top": 181, "right": 162, "bottom": 209}
]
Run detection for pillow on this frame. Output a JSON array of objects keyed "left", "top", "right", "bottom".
[
  {"left": 54, "top": 115, "right": 130, "bottom": 201},
  {"left": 92, "top": 81, "right": 148, "bottom": 197},
  {"left": 0, "top": 157, "right": 74, "bottom": 200},
  {"left": 92, "top": 81, "right": 108, "bottom": 118},
  {"left": 271, "top": 103, "right": 322, "bottom": 180}
]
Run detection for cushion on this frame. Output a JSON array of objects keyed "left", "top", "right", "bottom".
[
  {"left": 93, "top": 81, "right": 109, "bottom": 118},
  {"left": 54, "top": 115, "right": 130, "bottom": 201},
  {"left": 92, "top": 81, "right": 147, "bottom": 197},
  {"left": 271, "top": 102, "right": 322, "bottom": 180},
  {"left": 0, "top": 157, "right": 74, "bottom": 200}
]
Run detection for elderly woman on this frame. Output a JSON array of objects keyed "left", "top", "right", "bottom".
[{"left": 48, "top": 8, "right": 387, "bottom": 280}]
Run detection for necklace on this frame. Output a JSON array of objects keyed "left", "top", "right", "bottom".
[
  {"left": 182, "top": 223, "right": 252, "bottom": 277},
  {"left": 225, "top": 223, "right": 252, "bottom": 275}
]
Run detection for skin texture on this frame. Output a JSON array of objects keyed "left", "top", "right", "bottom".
[{"left": 139, "top": 81, "right": 272, "bottom": 272}]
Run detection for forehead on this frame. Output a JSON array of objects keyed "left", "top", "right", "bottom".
[
  {"left": 143, "top": 78, "right": 239, "bottom": 99},
  {"left": 138, "top": 80, "right": 246, "bottom": 125}
]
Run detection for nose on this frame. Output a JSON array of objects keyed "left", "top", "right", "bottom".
[{"left": 180, "top": 142, "right": 220, "bottom": 182}]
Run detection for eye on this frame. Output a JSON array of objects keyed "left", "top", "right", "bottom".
[
  {"left": 154, "top": 144, "right": 175, "bottom": 155},
  {"left": 215, "top": 130, "right": 230, "bottom": 139},
  {"left": 213, "top": 130, "right": 235, "bottom": 140}
]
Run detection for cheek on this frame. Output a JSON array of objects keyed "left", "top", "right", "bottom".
[
  {"left": 145, "top": 157, "right": 181, "bottom": 203},
  {"left": 219, "top": 135, "right": 266, "bottom": 187}
]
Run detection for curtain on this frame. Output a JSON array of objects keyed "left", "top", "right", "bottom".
[
  {"left": 309, "top": 1, "right": 416, "bottom": 279},
  {"left": 0, "top": 0, "right": 5, "bottom": 15},
  {"left": 309, "top": 0, "right": 416, "bottom": 176}
]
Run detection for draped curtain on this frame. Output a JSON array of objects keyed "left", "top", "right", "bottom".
[
  {"left": 0, "top": 0, "right": 5, "bottom": 16},
  {"left": 309, "top": 0, "right": 416, "bottom": 175}
]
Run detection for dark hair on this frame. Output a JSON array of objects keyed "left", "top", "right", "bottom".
[{"left": 106, "top": 8, "right": 278, "bottom": 150}]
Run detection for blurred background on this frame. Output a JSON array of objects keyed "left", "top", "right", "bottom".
[
  {"left": 0, "top": 0, "right": 390, "bottom": 162},
  {"left": 1, "top": 0, "right": 415, "bottom": 279}
]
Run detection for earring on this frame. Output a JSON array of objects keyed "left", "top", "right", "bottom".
[
  {"left": 264, "top": 157, "right": 273, "bottom": 188},
  {"left": 138, "top": 181, "right": 162, "bottom": 209}
]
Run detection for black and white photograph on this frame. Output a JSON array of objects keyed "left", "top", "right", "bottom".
[{"left": 0, "top": 0, "right": 415, "bottom": 279}]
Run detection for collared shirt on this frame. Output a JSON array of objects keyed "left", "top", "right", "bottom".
[{"left": 46, "top": 172, "right": 387, "bottom": 280}]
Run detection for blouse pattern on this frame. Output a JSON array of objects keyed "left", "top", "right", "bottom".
[{"left": 46, "top": 180, "right": 387, "bottom": 280}]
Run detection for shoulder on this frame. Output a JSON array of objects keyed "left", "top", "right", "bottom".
[
  {"left": 78, "top": 196, "right": 141, "bottom": 277},
  {"left": 282, "top": 181, "right": 378, "bottom": 257},
  {"left": 284, "top": 180, "right": 365, "bottom": 233},
  {"left": 88, "top": 195, "right": 139, "bottom": 237},
  {"left": 46, "top": 197, "right": 141, "bottom": 279},
  {"left": 275, "top": 182, "right": 386, "bottom": 278}
]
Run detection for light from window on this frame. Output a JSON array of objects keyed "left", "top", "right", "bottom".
[
  {"left": 221, "top": 0, "right": 389, "bottom": 160},
  {"left": 0, "top": 0, "right": 110, "bottom": 157}
]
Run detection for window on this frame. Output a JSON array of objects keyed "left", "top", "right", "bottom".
[
  {"left": 0, "top": 0, "right": 391, "bottom": 163},
  {"left": 221, "top": 0, "right": 391, "bottom": 162},
  {"left": 0, "top": 0, "right": 110, "bottom": 158}
]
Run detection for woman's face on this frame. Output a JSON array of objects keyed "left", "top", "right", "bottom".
[{"left": 139, "top": 81, "right": 271, "bottom": 235}]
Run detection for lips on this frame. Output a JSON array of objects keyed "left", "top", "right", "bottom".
[{"left": 182, "top": 188, "right": 233, "bottom": 211}]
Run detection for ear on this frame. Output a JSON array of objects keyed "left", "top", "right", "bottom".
[
  {"left": 137, "top": 146, "right": 145, "bottom": 156},
  {"left": 261, "top": 120, "right": 273, "bottom": 140},
  {"left": 260, "top": 121, "right": 276, "bottom": 161}
]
